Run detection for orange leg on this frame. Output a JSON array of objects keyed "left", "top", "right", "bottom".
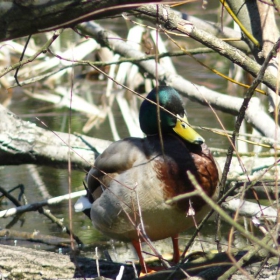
[
  {"left": 132, "top": 240, "right": 149, "bottom": 274},
  {"left": 171, "top": 234, "right": 180, "bottom": 263},
  {"left": 132, "top": 240, "right": 164, "bottom": 276}
]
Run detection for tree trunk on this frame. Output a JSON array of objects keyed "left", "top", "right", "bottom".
[{"left": 0, "top": 0, "right": 158, "bottom": 42}]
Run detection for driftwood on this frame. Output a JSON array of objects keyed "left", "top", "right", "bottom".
[
  {"left": 0, "top": 229, "right": 72, "bottom": 247},
  {"left": 0, "top": 190, "right": 86, "bottom": 218},
  {"left": 0, "top": 104, "right": 111, "bottom": 169}
]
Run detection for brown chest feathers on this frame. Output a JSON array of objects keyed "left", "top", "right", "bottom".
[{"left": 153, "top": 140, "right": 219, "bottom": 213}]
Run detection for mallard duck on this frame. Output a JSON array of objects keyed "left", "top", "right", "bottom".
[{"left": 75, "top": 86, "right": 220, "bottom": 273}]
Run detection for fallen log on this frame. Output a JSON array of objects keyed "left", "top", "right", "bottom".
[{"left": 0, "top": 244, "right": 138, "bottom": 280}]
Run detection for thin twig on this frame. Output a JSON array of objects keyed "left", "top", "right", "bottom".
[
  {"left": 0, "top": 185, "right": 23, "bottom": 207},
  {"left": 14, "top": 35, "right": 31, "bottom": 86},
  {"left": 0, "top": 29, "right": 63, "bottom": 79},
  {"left": 38, "top": 207, "right": 83, "bottom": 245}
]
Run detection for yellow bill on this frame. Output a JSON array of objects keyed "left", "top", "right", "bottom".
[{"left": 173, "top": 115, "right": 204, "bottom": 145}]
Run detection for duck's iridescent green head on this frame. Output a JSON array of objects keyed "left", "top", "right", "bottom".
[{"left": 139, "top": 86, "right": 204, "bottom": 145}]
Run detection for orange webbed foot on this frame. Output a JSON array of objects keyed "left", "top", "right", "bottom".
[
  {"left": 132, "top": 240, "right": 167, "bottom": 277},
  {"left": 139, "top": 265, "right": 165, "bottom": 277}
]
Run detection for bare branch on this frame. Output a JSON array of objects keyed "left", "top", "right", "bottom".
[
  {"left": 0, "top": 0, "right": 158, "bottom": 42},
  {"left": 133, "top": 4, "right": 278, "bottom": 93},
  {"left": 0, "top": 104, "right": 111, "bottom": 169},
  {"left": 0, "top": 190, "right": 86, "bottom": 218}
]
